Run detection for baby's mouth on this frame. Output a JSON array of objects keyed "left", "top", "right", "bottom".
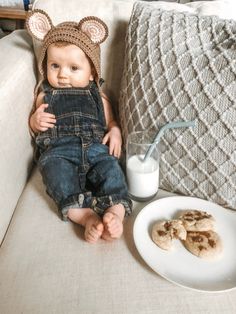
[{"left": 58, "top": 82, "right": 71, "bottom": 87}]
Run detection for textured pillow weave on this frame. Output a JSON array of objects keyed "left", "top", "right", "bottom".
[{"left": 119, "top": 2, "right": 236, "bottom": 209}]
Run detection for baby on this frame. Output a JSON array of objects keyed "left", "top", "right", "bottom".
[{"left": 26, "top": 10, "right": 132, "bottom": 243}]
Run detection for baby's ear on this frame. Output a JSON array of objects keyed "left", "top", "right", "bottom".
[
  {"left": 78, "top": 16, "right": 108, "bottom": 44},
  {"left": 26, "top": 9, "right": 53, "bottom": 41}
]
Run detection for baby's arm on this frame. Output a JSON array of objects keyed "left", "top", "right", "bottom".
[
  {"left": 29, "top": 91, "right": 56, "bottom": 133},
  {"left": 101, "top": 92, "right": 122, "bottom": 158}
]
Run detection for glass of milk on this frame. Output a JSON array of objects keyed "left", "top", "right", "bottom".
[{"left": 126, "top": 131, "right": 160, "bottom": 202}]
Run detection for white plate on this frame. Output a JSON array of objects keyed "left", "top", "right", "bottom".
[{"left": 133, "top": 196, "right": 236, "bottom": 292}]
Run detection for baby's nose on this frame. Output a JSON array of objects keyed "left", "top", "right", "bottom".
[{"left": 58, "top": 67, "right": 68, "bottom": 78}]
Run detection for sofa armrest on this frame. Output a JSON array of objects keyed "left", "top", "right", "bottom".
[{"left": 0, "top": 30, "right": 37, "bottom": 244}]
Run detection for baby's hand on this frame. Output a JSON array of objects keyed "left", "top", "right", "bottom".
[
  {"left": 30, "top": 103, "right": 56, "bottom": 133},
  {"left": 102, "top": 126, "right": 122, "bottom": 158}
]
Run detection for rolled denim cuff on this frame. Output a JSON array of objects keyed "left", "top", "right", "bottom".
[
  {"left": 92, "top": 195, "right": 133, "bottom": 217},
  {"left": 60, "top": 193, "right": 133, "bottom": 221},
  {"left": 60, "top": 192, "right": 95, "bottom": 221}
]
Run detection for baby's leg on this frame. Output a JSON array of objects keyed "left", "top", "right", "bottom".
[
  {"left": 68, "top": 208, "right": 103, "bottom": 243},
  {"left": 102, "top": 204, "right": 125, "bottom": 241}
]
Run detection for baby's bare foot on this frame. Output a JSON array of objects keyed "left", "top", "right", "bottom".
[
  {"left": 102, "top": 205, "right": 125, "bottom": 241},
  {"left": 84, "top": 214, "right": 104, "bottom": 243}
]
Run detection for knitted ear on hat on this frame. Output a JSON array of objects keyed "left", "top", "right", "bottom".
[
  {"left": 26, "top": 9, "right": 53, "bottom": 41},
  {"left": 78, "top": 16, "right": 108, "bottom": 44}
]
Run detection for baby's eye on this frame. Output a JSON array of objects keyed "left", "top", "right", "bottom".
[
  {"left": 51, "top": 63, "right": 59, "bottom": 69},
  {"left": 71, "top": 66, "right": 79, "bottom": 71}
]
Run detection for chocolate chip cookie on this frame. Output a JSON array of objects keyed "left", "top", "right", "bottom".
[
  {"left": 183, "top": 230, "right": 222, "bottom": 260},
  {"left": 152, "top": 219, "right": 187, "bottom": 250},
  {"left": 179, "top": 210, "right": 215, "bottom": 232}
]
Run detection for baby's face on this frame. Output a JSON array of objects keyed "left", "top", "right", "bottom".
[{"left": 47, "top": 43, "right": 94, "bottom": 88}]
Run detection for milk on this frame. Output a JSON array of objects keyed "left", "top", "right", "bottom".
[{"left": 126, "top": 154, "right": 159, "bottom": 200}]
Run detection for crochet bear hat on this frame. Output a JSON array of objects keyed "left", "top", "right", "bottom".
[{"left": 26, "top": 9, "right": 108, "bottom": 84}]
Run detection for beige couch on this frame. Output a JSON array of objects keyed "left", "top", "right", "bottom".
[{"left": 1, "top": 0, "right": 236, "bottom": 313}]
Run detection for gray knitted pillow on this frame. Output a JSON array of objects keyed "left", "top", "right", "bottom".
[{"left": 119, "top": 2, "right": 236, "bottom": 209}]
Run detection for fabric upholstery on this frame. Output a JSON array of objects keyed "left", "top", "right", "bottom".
[
  {"left": 0, "top": 170, "right": 236, "bottom": 313},
  {"left": 0, "top": 30, "right": 35, "bottom": 243},
  {"left": 119, "top": 1, "right": 236, "bottom": 209}
]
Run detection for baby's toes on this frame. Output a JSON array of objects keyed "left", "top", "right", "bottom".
[
  {"left": 103, "top": 212, "right": 114, "bottom": 225},
  {"left": 85, "top": 221, "right": 103, "bottom": 243}
]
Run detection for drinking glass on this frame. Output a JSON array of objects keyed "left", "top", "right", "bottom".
[{"left": 126, "top": 131, "right": 160, "bottom": 202}]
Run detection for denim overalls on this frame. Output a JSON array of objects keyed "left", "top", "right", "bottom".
[{"left": 36, "top": 80, "right": 132, "bottom": 220}]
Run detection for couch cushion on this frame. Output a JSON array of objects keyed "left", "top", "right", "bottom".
[
  {"left": 1, "top": 169, "right": 236, "bottom": 313},
  {"left": 119, "top": 1, "right": 236, "bottom": 210},
  {"left": 0, "top": 30, "right": 35, "bottom": 243}
]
